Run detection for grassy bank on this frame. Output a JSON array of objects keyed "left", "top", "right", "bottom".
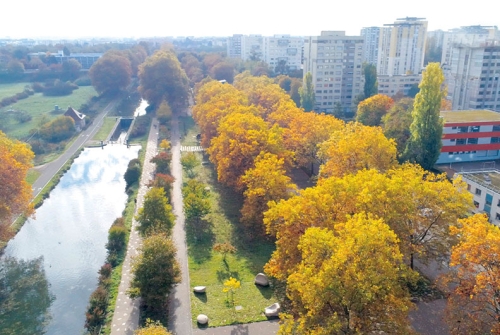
[
  {"left": 180, "top": 116, "right": 276, "bottom": 328},
  {"left": 0, "top": 82, "right": 30, "bottom": 100},
  {"left": 92, "top": 117, "right": 118, "bottom": 141},
  {"left": 0, "top": 86, "right": 97, "bottom": 139}
]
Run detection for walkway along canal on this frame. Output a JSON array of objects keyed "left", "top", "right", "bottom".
[{"left": 0, "top": 144, "right": 140, "bottom": 334}]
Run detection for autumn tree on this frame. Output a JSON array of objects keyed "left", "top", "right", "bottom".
[
  {"left": 192, "top": 81, "right": 248, "bottom": 147},
  {"left": 318, "top": 123, "right": 397, "bottom": 179},
  {"left": 0, "top": 131, "right": 34, "bottom": 237},
  {"left": 299, "top": 72, "right": 315, "bottom": 111},
  {"left": 263, "top": 165, "right": 471, "bottom": 280},
  {"left": 240, "top": 153, "right": 297, "bottom": 236},
  {"left": 210, "top": 61, "right": 235, "bottom": 83},
  {"left": 208, "top": 112, "right": 287, "bottom": 191},
  {"left": 156, "top": 100, "right": 172, "bottom": 125},
  {"left": 135, "top": 187, "right": 175, "bottom": 237},
  {"left": 356, "top": 94, "right": 394, "bottom": 126},
  {"left": 151, "top": 151, "right": 172, "bottom": 175},
  {"left": 149, "top": 173, "right": 175, "bottom": 200},
  {"left": 363, "top": 63, "right": 378, "bottom": 98},
  {"left": 223, "top": 277, "right": 241, "bottom": 308},
  {"left": 442, "top": 214, "right": 500, "bottom": 335},
  {"left": 404, "top": 62, "right": 445, "bottom": 170},
  {"left": 89, "top": 52, "right": 132, "bottom": 95},
  {"left": 213, "top": 242, "right": 237, "bottom": 262},
  {"left": 61, "top": 59, "right": 82, "bottom": 81},
  {"left": 135, "top": 319, "right": 172, "bottom": 335},
  {"left": 180, "top": 53, "right": 204, "bottom": 85},
  {"left": 180, "top": 152, "right": 199, "bottom": 177},
  {"left": 283, "top": 112, "right": 344, "bottom": 171},
  {"left": 138, "top": 50, "right": 190, "bottom": 110},
  {"left": 39, "top": 116, "right": 75, "bottom": 142},
  {"left": 382, "top": 97, "right": 414, "bottom": 156},
  {"left": 128, "top": 234, "right": 181, "bottom": 317},
  {"left": 281, "top": 215, "right": 415, "bottom": 334}
]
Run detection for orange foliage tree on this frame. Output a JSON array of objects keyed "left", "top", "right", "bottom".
[
  {"left": 240, "top": 153, "right": 297, "bottom": 237},
  {"left": 208, "top": 112, "right": 288, "bottom": 191},
  {"left": 356, "top": 94, "right": 394, "bottom": 126},
  {"left": 442, "top": 214, "right": 500, "bottom": 334},
  {"left": 0, "top": 131, "right": 34, "bottom": 238}
]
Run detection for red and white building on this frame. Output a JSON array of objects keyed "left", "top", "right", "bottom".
[{"left": 438, "top": 110, "right": 500, "bottom": 164}]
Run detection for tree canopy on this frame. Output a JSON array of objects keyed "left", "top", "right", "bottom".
[
  {"left": 89, "top": 51, "right": 132, "bottom": 95},
  {"left": 404, "top": 62, "right": 445, "bottom": 170},
  {"left": 0, "top": 131, "right": 34, "bottom": 237},
  {"left": 356, "top": 94, "right": 394, "bottom": 126},
  {"left": 138, "top": 50, "right": 190, "bottom": 110},
  {"left": 299, "top": 72, "right": 315, "bottom": 111},
  {"left": 135, "top": 187, "right": 175, "bottom": 237}
]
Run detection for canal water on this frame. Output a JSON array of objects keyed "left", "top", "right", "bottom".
[{"left": 0, "top": 144, "right": 140, "bottom": 334}]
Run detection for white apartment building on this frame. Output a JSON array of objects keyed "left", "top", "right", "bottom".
[
  {"left": 360, "top": 27, "right": 382, "bottom": 65},
  {"left": 227, "top": 34, "right": 264, "bottom": 61},
  {"left": 447, "top": 43, "right": 500, "bottom": 111},
  {"left": 303, "top": 31, "right": 364, "bottom": 114},
  {"left": 457, "top": 170, "right": 500, "bottom": 226},
  {"left": 377, "top": 17, "right": 428, "bottom": 76},
  {"left": 441, "top": 26, "right": 499, "bottom": 69},
  {"left": 377, "top": 74, "right": 421, "bottom": 96},
  {"left": 227, "top": 34, "right": 243, "bottom": 58},
  {"left": 262, "top": 35, "right": 303, "bottom": 72}
]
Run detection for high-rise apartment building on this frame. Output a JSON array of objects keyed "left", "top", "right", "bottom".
[
  {"left": 303, "top": 31, "right": 364, "bottom": 114},
  {"left": 447, "top": 43, "right": 500, "bottom": 111},
  {"left": 227, "top": 34, "right": 263, "bottom": 61},
  {"left": 262, "top": 35, "right": 303, "bottom": 73},
  {"left": 377, "top": 17, "right": 428, "bottom": 76},
  {"left": 227, "top": 34, "right": 243, "bottom": 58},
  {"left": 360, "top": 27, "right": 382, "bottom": 65}
]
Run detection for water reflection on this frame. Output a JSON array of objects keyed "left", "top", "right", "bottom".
[
  {"left": 0, "top": 257, "right": 54, "bottom": 335},
  {"left": 1, "top": 144, "right": 139, "bottom": 335},
  {"left": 134, "top": 99, "right": 148, "bottom": 117}
]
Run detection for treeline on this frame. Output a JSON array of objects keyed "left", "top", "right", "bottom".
[{"left": 193, "top": 73, "right": 500, "bottom": 334}]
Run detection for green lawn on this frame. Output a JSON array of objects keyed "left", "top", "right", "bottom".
[
  {"left": 92, "top": 117, "right": 118, "bottom": 141},
  {"left": 26, "top": 169, "right": 41, "bottom": 185},
  {"left": 181, "top": 117, "right": 276, "bottom": 328},
  {"left": 0, "top": 82, "right": 31, "bottom": 100},
  {"left": 0, "top": 86, "right": 97, "bottom": 139}
]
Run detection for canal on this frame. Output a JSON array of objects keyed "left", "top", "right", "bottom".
[{"left": 0, "top": 144, "right": 140, "bottom": 334}]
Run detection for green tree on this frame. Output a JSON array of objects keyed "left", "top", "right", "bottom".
[
  {"left": 363, "top": 63, "right": 378, "bottom": 98},
  {"left": 39, "top": 116, "right": 75, "bottom": 142},
  {"left": 210, "top": 61, "right": 235, "bottom": 84},
  {"left": 182, "top": 179, "right": 210, "bottom": 224},
  {"left": 403, "top": 63, "right": 445, "bottom": 170},
  {"left": 180, "top": 152, "right": 199, "bottom": 177},
  {"left": 299, "top": 72, "right": 315, "bottom": 111},
  {"left": 124, "top": 158, "right": 141, "bottom": 189},
  {"left": 135, "top": 187, "right": 175, "bottom": 237},
  {"left": 128, "top": 234, "right": 181, "bottom": 316},
  {"left": 61, "top": 59, "right": 82, "bottom": 81},
  {"left": 89, "top": 52, "right": 132, "bottom": 96},
  {"left": 382, "top": 98, "right": 414, "bottom": 156},
  {"left": 138, "top": 50, "right": 190, "bottom": 110}
]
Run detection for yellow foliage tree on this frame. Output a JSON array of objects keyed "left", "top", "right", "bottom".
[
  {"left": 135, "top": 319, "right": 172, "bottom": 335},
  {"left": 283, "top": 112, "right": 344, "bottom": 170},
  {"left": 0, "top": 131, "right": 34, "bottom": 239},
  {"left": 318, "top": 123, "right": 397, "bottom": 179},
  {"left": 442, "top": 214, "right": 500, "bottom": 335},
  {"left": 222, "top": 277, "right": 241, "bottom": 308},
  {"left": 208, "top": 112, "right": 288, "bottom": 191},
  {"left": 282, "top": 215, "right": 415, "bottom": 334},
  {"left": 241, "top": 153, "right": 297, "bottom": 237}
]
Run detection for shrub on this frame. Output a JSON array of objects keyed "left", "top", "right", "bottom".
[
  {"left": 124, "top": 158, "right": 141, "bottom": 188},
  {"left": 74, "top": 76, "right": 92, "bottom": 86},
  {"left": 84, "top": 286, "right": 108, "bottom": 332},
  {"left": 40, "top": 116, "right": 75, "bottom": 142},
  {"left": 15, "top": 91, "right": 29, "bottom": 100},
  {"left": 32, "top": 82, "right": 44, "bottom": 93},
  {"left": 107, "top": 225, "right": 127, "bottom": 255},
  {"left": 43, "top": 80, "right": 78, "bottom": 96},
  {"left": 13, "top": 111, "right": 32, "bottom": 123}
]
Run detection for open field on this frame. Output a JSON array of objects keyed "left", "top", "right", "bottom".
[
  {"left": 0, "top": 82, "right": 30, "bottom": 100},
  {"left": 0, "top": 86, "right": 97, "bottom": 139},
  {"left": 181, "top": 117, "right": 277, "bottom": 328}
]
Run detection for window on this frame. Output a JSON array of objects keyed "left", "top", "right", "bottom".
[
  {"left": 493, "top": 125, "right": 500, "bottom": 131},
  {"left": 467, "top": 138, "right": 478, "bottom": 144},
  {"left": 458, "top": 126, "right": 468, "bottom": 133},
  {"left": 474, "top": 201, "right": 480, "bottom": 208},
  {"left": 456, "top": 139, "right": 466, "bottom": 145},
  {"left": 491, "top": 137, "right": 500, "bottom": 144},
  {"left": 486, "top": 195, "right": 493, "bottom": 206},
  {"left": 475, "top": 188, "right": 482, "bottom": 196},
  {"left": 496, "top": 213, "right": 500, "bottom": 220},
  {"left": 470, "top": 126, "right": 480, "bottom": 132},
  {"left": 467, "top": 184, "right": 471, "bottom": 191}
]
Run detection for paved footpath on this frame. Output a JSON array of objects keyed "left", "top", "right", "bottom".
[
  {"left": 168, "top": 113, "right": 193, "bottom": 335},
  {"left": 110, "top": 118, "right": 159, "bottom": 335}
]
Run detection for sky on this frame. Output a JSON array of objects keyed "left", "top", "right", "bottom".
[{"left": 1, "top": 0, "right": 499, "bottom": 39}]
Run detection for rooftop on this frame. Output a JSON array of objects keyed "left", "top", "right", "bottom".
[
  {"left": 460, "top": 170, "right": 500, "bottom": 194},
  {"left": 440, "top": 110, "right": 500, "bottom": 123}
]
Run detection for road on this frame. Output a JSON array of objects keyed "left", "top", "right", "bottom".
[
  {"left": 31, "top": 101, "right": 116, "bottom": 199},
  {"left": 110, "top": 118, "right": 159, "bottom": 335},
  {"left": 168, "top": 113, "right": 193, "bottom": 334}
]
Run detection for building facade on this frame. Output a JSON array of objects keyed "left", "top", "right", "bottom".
[
  {"left": 227, "top": 34, "right": 243, "bottom": 58},
  {"left": 360, "top": 27, "right": 382, "bottom": 65},
  {"left": 262, "top": 35, "right": 303, "bottom": 73},
  {"left": 458, "top": 170, "right": 500, "bottom": 226},
  {"left": 303, "top": 31, "right": 364, "bottom": 114},
  {"left": 437, "top": 110, "right": 500, "bottom": 164},
  {"left": 377, "top": 17, "right": 428, "bottom": 76},
  {"left": 377, "top": 74, "right": 421, "bottom": 96}
]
